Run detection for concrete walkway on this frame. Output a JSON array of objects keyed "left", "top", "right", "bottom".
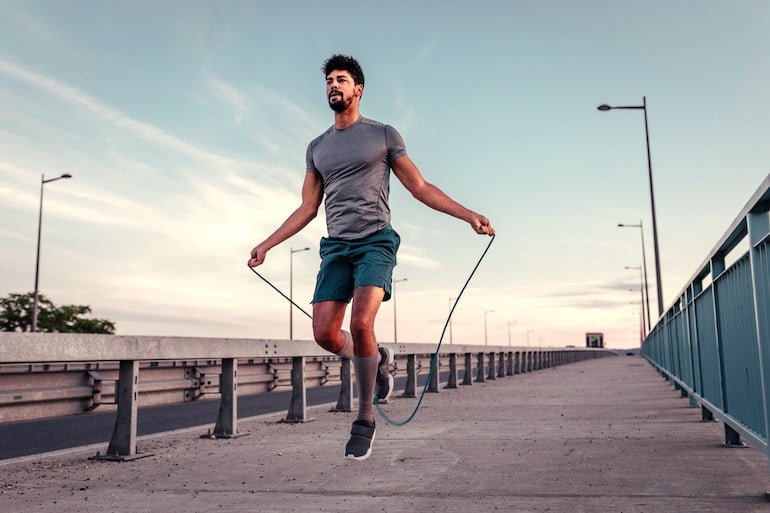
[{"left": 1, "top": 355, "right": 768, "bottom": 512}]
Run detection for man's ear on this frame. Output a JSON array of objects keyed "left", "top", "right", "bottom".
[{"left": 355, "top": 84, "right": 364, "bottom": 98}]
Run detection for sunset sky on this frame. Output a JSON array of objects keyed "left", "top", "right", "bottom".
[{"left": 2, "top": 0, "right": 769, "bottom": 348}]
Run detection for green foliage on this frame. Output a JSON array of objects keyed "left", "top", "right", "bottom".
[{"left": 0, "top": 292, "right": 116, "bottom": 334}]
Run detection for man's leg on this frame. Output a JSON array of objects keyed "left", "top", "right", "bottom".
[
  {"left": 349, "top": 285, "right": 384, "bottom": 420},
  {"left": 338, "top": 286, "right": 384, "bottom": 460},
  {"left": 312, "top": 300, "right": 353, "bottom": 358}
]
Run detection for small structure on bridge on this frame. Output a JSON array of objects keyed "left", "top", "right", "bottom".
[{"left": 586, "top": 332, "right": 604, "bottom": 348}]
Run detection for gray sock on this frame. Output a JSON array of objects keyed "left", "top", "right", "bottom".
[
  {"left": 353, "top": 354, "right": 378, "bottom": 424},
  {"left": 336, "top": 330, "right": 354, "bottom": 359}
]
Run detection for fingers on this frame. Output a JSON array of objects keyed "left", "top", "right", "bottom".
[
  {"left": 472, "top": 216, "right": 495, "bottom": 236},
  {"left": 248, "top": 246, "right": 266, "bottom": 267}
]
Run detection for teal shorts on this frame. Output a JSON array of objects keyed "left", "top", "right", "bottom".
[{"left": 312, "top": 226, "right": 400, "bottom": 303}]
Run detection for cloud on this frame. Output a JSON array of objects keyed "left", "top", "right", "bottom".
[
  {"left": 206, "top": 76, "right": 253, "bottom": 124},
  {"left": 0, "top": 58, "right": 232, "bottom": 167}
]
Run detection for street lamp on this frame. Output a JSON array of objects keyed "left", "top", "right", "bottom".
[
  {"left": 618, "top": 221, "right": 652, "bottom": 330},
  {"left": 448, "top": 297, "right": 456, "bottom": 344},
  {"left": 393, "top": 278, "right": 408, "bottom": 342},
  {"left": 598, "top": 97, "right": 664, "bottom": 315},
  {"left": 507, "top": 320, "right": 517, "bottom": 346},
  {"left": 289, "top": 246, "right": 310, "bottom": 340},
  {"left": 483, "top": 309, "right": 494, "bottom": 345},
  {"left": 32, "top": 173, "right": 72, "bottom": 332},
  {"left": 625, "top": 265, "right": 647, "bottom": 336},
  {"left": 526, "top": 329, "right": 534, "bottom": 347}
]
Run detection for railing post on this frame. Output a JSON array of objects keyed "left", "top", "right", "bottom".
[
  {"left": 514, "top": 351, "right": 521, "bottom": 374},
  {"left": 710, "top": 255, "right": 729, "bottom": 424},
  {"left": 284, "top": 356, "right": 312, "bottom": 423},
  {"left": 724, "top": 424, "right": 747, "bottom": 448},
  {"left": 497, "top": 352, "right": 506, "bottom": 377},
  {"left": 462, "top": 352, "right": 473, "bottom": 385},
  {"left": 486, "top": 352, "right": 496, "bottom": 380},
  {"left": 204, "top": 358, "right": 243, "bottom": 438},
  {"left": 91, "top": 360, "right": 150, "bottom": 461},
  {"left": 748, "top": 209, "right": 770, "bottom": 467},
  {"left": 402, "top": 354, "right": 417, "bottom": 397},
  {"left": 445, "top": 353, "right": 458, "bottom": 389},
  {"left": 331, "top": 358, "right": 353, "bottom": 412},
  {"left": 476, "top": 352, "right": 486, "bottom": 383},
  {"left": 428, "top": 354, "right": 440, "bottom": 393}
]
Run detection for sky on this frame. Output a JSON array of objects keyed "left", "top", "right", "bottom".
[{"left": 1, "top": 0, "right": 769, "bottom": 349}]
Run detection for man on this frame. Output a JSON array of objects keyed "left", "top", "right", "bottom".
[{"left": 248, "top": 54, "right": 494, "bottom": 461}]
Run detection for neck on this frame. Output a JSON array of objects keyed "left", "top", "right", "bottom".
[{"left": 334, "top": 106, "right": 361, "bottom": 130}]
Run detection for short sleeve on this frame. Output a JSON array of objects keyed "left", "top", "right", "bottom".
[
  {"left": 385, "top": 125, "right": 407, "bottom": 163},
  {"left": 306, "top": 141, "right": 318, "bottom": 173}
]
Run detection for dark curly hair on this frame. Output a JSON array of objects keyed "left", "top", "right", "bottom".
[{"left": 322, "top": 54, "right": 365, "bottom": 86}]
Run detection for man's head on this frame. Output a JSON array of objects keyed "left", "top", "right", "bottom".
[{"left": 322, "top": 54, "right": 365, "bottom": 113}]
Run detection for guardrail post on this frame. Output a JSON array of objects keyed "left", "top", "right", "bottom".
[
  {"left": 486, "top": 352, "right": 496, "bottom": 380},
  {"left": 497, "top": 352, "right": 505, "bottom": 377},
  {"left": 445, "top": 353, "right": 458, "bottom": 389},
  {"left": 203, "top": 358, "right": 243, "bottom": 438},
  {"left": 284, "top": 356, "right": 312, "bottom": 423},
  {"left": 331, "top": 358, "right": 353, "bottom": 412},
  {"left": 91, "top": 360, "right": 150, "bottom": 461},
  {"left": 506, "top": 351, "right": 514, "bottom": 376},
  {"left": 462, "top": 353, "right": 473, "bottom": 385},
  {"left": 475, "top": 352, "right": 486, "bottom": 382},
  {"left": 428, "top": 355, "right": 439, "bottom": 393},
  {"left": 402, "top": 354, "right": 417, "bottom": 397},
  {"left": 514, "top": 351, "right": 521, "bottom": 374}
]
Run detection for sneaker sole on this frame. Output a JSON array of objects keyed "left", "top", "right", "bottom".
[
  {"left": 345, "top": 431, "right": 376, "bottom": 461},
  {"left": 377, "top": 373, "right": 394, "bottom": 404}
]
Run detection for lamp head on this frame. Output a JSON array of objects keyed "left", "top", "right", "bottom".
[
  {"left": 61, "top": 173, "right": 72, "bottom": 179},
  {"left": 597, "top": 104, "right": 612, "bottom": 111}
]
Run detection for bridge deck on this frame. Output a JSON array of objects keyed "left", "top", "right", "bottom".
[{"left": 1, "top": 355, "right": 767, "bottom": 512}]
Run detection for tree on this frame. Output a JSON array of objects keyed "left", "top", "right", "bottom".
[{"left": 0, "top": 292, "right": 116, "bottom": 334}]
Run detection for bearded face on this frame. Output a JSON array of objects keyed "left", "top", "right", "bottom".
[
  {"left": 328, "top": 90, "right": 351, "bottom": 112},
  {"left": 326, "top": 70, "right": 361, "bottom": 113}
]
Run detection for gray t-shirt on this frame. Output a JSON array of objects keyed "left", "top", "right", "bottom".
[{"left": 306, "top": 117, "right": 407, "bottom": 240}]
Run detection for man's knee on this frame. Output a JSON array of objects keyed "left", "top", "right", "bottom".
[{"left": 313, "top": 321, "right": 342, "bottom": 353}]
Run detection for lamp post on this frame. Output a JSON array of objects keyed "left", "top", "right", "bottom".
[
  {"left": 393, "top": 278, "right": 408, "bottom": 342},
  {"left": 625, "top": 265, "right": 647, "bottom": 336},
  {"left": 32, "top": 173, "right": 72, "bottom": 333},
  {"left": 598, "top": 97, "right": 664, "bottom": 315},
  {"left": 526, "top": 329, "right": 534, "bottom": 347},
  {"left": 289, "top": 246, "right": 310, "bottom": 340},
  {"left": 483, "top": 309, "right": 494, "bottom": 345},
  {"left": 618, "top": 221, "right": 651, "bottom": 330},
  {"left": 448, "top": 297, "right": 456, "bottom": 344},
  {"left": 507, "top": 320, "right": 517, "bottom": 346}
]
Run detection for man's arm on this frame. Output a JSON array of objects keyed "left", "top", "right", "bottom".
[
  {"left": 248, "top": 172, "right": 324, "bottom": 267},
  {"left": 391, "top": 155, "right": 494, "bottom": 235}
]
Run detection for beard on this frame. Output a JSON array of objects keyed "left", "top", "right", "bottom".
[{"left": 328, "top": 94, "right": 351, "bottom": 113}]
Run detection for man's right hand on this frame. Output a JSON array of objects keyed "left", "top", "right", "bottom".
[{"left": 248, "top": 244, "right": 267, "bottom": 267}]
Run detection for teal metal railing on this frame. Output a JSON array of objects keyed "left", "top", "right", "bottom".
[{"left": 642, "top": 173, "right": 770, "bottom": 468}]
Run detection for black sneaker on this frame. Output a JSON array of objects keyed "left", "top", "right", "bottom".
[
  {"left": 376, "top": 346, "right": 394, "bottom": 403},
  {"left": 345, "top": 419, "right": 376, "bottom": 461}
]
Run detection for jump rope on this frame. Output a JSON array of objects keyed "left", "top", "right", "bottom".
[{"left": 249, "top": 233, "right": 495, "bottom": 426}]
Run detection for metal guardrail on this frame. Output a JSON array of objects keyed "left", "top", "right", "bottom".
[
  {"left": 0, "top": 332, "right": 610, "bottom": 460},
  {"left": 642, "top": 173, "right": 770, "bottom": 470}
]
